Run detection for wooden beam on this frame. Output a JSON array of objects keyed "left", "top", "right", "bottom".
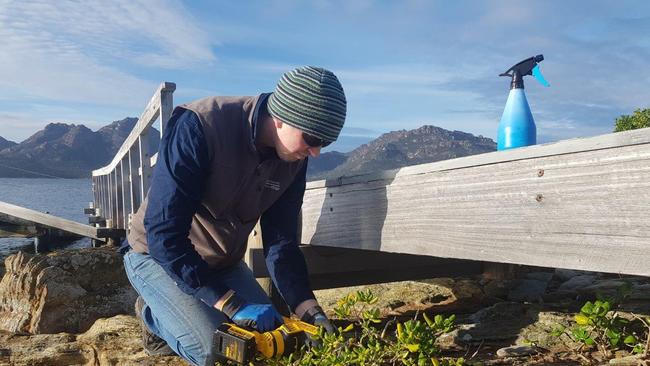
[
  {"left": 300, "top": 128, "right": 650, "bottom": 277},
  {"left": 249, "top": 246, "right": 483, "bottom": 289},
  {"left": 0, "top": 201, "right": 123, "bottom": 240}
]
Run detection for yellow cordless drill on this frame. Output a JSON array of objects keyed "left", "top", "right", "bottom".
[{"left": 213, "top": 317, "right": 319, "bottom": 364}]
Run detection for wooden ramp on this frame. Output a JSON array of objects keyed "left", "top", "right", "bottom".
[
  {"left": 0, "top": 201, "right": 124, "bottom": 241},
  {"left": 299, "top": 127, "right": 650, "bottom": 278}
]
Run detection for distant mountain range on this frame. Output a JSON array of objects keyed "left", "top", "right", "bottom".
[
  {"left": 0, "top": 118, "right": 158, "bottom": 178},
  {"left": 0, "top": 136, "right": 17, "bottom": 151},
  {"left": 308, "top": 125, "right": 496, "bottom": 179},
  {"left": 0, "top": 120, "right": 495, "bottom": 179}
]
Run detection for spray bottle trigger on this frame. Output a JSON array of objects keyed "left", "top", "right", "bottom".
[{"left": 532, "top": 65, "right": 550, "bottom": 87}]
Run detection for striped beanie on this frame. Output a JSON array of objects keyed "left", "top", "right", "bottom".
[{"left": 267, "top": 66, "right": 347, "bottom": 144}]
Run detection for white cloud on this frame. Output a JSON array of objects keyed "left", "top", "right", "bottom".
[{"left": 0, "top": 0, "right": 215, "bottom": 108}]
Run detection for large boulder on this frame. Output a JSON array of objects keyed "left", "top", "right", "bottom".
[
  {"left": 0, "top": 315, "right": 187, "bottom": 365},
  {"left": 0, "top": 247, "right": 137, "bottom": 334}
]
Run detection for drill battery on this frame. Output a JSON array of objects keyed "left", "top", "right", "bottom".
[{"left": 213, "top": 318, "right": 319, "bottom": 364}]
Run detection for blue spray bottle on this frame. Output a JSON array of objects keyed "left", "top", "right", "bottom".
[{"left": 497, "top": 54, "right": 550, "bottom": 150}]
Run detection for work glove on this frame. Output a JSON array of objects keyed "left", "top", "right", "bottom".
[
  {"left": 218, "top": 292, "right": 283, "bottom": 332},
  {"left": 301, "top": 305, "right": 335, "bottom": 334}
]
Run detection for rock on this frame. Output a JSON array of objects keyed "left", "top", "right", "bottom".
[
  {"left": 630, "top": 284, "right": 650, "bottom": 300},
  {"left": 445, "top": 303, "right": 540, "bottom": 345},
  {"left": 314, "top": 277, "right": 485, "bottom": 315},
  {"left": 516, "top": 311, "right": 581, "bottom": 350},
  {"left": 496, "top": 345, "right": 538, "bottom": 357},
  {"left": 553, "top": 268, "right": 597, "bottom": 282},
  {"left": 0, "top": 315, "right": 187, "bottom": 365},
  {"left": 508, "top": 279, "right": 550, "bottom": 302},
  {"left": 387, "top": 300, "right": 406, "bottom": 309},
  {"left": 524, "top": 272, "right": 554, "bottom": 282},
  {"left": 483, "top": 279, "right": 515, "bottom": 300},
  {"left": 577, "top": 279, "right": 634, "bottom": 299},
  {"left": 557, "top": 275, "right": 597, "bottom": 292},
  {"left": 609, "top": 354, "right": 645, "bottom": 365},
  {"left": 0, "top": 248, "right": 137, "bottom": 334},
  {"left": 542, "top": 290, "right": 578, "bottom": 303}
]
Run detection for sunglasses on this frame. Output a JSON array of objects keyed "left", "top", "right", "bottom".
[{"left": 302, "top": 132, "right": 332, "bottom": 148}]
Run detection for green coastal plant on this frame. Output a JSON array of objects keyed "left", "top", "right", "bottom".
[
  {"left": 262, "top": 289, "right": 463, "bottom": 366},
  {"left": 552, "top": 298, "right": 649, "bottom": 359}
]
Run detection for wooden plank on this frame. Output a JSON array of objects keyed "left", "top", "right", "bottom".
[
  {"left": 300, "top": 129, "right": 650, "bottom": 277},
  {"left": 88, "top": 216, "right": 105, "bottom": 225},
  {"left": 248, "top": 246, "right": 483, "bottom": 289},
  {"left": 0, "top": 201, "right": 100, "bottom": 239},
  {"left": 92, "top": 82, "right": 175, "bottom": 177},
  {"left": 129, "top": 145, "right": 141, "bottom": 213},
  {"left": 306, "top": 127, "right": 650, "bottom": 190},
  {"left": 122, "top": 159, "right": 130, "bottom": 229},
  {"left": 139, "top": 133, "right": 153, "bottom": 199},
  {"left": 160, "top": 85, "right": 174, "bottom": 137}
]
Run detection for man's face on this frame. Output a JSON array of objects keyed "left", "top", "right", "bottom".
[{"left": 274, "top": 118, "right": 322, "bottom": 162}]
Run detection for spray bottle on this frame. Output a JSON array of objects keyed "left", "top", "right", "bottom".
[{"left": 497, "top": 54, "right": 550, "bottom": 150}]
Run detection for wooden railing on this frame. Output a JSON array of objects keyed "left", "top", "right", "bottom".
[
  {"left": 87, "top": 80, "right": 649, "bottom": 291},
  {"left": 90, "top": 82, "right": 175, "bottom": 233},
  {"left": 297, "top": 127, "right": 650, "bottom": 277}
]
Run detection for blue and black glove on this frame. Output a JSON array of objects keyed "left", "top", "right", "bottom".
[
  {"left": 301, "top": 305, "right": 335, "bottom": 334},
  {"left": 219, "top": 293, "right": 282, "bottom": 332}
]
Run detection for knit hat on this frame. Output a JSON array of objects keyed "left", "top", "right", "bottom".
[{"left": 267, "top": 66, "right": 347, "bottom": 144}]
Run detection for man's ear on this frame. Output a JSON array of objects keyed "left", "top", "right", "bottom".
[{"left": 273, "top": 117, "right": 283, "bottom": 129}]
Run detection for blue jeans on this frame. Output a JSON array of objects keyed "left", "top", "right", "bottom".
[{"left": 123, "top": 250, "right": 271, "bottom": 366}]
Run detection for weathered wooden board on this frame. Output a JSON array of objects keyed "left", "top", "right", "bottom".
[
  {"left": 301, "top": 128, "right": 650, "bottom": 276},
  {"left": 0, "top": 201, "right": 122, "bottom": 240}
]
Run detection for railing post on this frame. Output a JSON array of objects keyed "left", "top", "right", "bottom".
[
  {"left": 128, "top": 148, "right": 138, "bottom": 217},
  {"left": 120, "top": 158, "right": 130, "bottom": 230},
  {"left": 160, "top": 83, "right": 174, "bottom": 138},
  {"left": 138, "top": 135, "right": 152, "bottom": 200}
]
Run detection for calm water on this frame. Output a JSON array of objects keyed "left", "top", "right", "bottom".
[{"left": 0, "top": 178, "right": 93, "bottom": 257}]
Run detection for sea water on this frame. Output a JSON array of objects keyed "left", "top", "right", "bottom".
[{"left": 0, "top": 178, "right": 93, "bottom": 258}]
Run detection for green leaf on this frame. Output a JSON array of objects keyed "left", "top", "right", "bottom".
[
  {"left": 550, "top": 325, "right": 566, "bottom": 337},
  {"left": 574, "top": 314, "right": 590, "bottom": 325},
  {"left": 585, "top": 337, "right": 595, "bottom": 346},
  {"left": 423, "top": 313, "right": 433, "bottom": 327},
  {"left": 405, "top": 343, "right": 420, "bottom": 352},
  {"left": 581, "top": 301, "right": 594, "bottom": 314},
  {"left": 623, "top": 335, "right": 637, "bottom": 345},
  {"left": 434, "top": 315, "right": 443, "bottom": 325}
]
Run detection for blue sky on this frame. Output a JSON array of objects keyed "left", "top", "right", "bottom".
[{"left": 0, "top": 0, "right": 649, "bottom": 152}]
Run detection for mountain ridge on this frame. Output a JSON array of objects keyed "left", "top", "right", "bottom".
[
  {"left": 0, "top": 118, "right": 157, "bottom": 178},
  {"left": 0, "top": 136, "right": 17, "bottom": 152},
  {"left": 0, "top": 120, "right": 495, "bottom": 179},
  {"left": 307, "top": 125, "right": 496, "bottom": 180}
]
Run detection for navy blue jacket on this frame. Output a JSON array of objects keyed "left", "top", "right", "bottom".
[{"left": 125, "top": 107, "right": 313, "bottom": 310}]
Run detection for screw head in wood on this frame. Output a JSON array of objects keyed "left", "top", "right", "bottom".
[
  {"left": 537, "top": 169, "right": 544, "bottom": 177},
  {"left": 536, "top": 194, "right": 544, "bottom": 202}
]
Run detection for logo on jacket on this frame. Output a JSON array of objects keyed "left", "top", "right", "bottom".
[{"left": 264, "top": 180, "right": 280, "bottom": 191}]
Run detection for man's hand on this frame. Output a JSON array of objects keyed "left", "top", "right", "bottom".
[
  {"left": 300, "top": 304, "right": 335, "bottom": 334},
  {"left": 216, "top": 291, "right": 282, "bottom": 332},
  {"left": 231, "top": 303, "right": 283, "bottom": 332}
]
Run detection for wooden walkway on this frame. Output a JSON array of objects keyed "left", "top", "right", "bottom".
[
  {"left": 3, "top": 79, "right": 642, "bottom": 291},
  {"left": 0, "top": 201, "right": 124, "bottom": 242}
]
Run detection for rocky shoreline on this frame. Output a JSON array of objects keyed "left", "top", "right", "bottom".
[{"left": 1, "top": 247, "right": 648, "bottom": 365}]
